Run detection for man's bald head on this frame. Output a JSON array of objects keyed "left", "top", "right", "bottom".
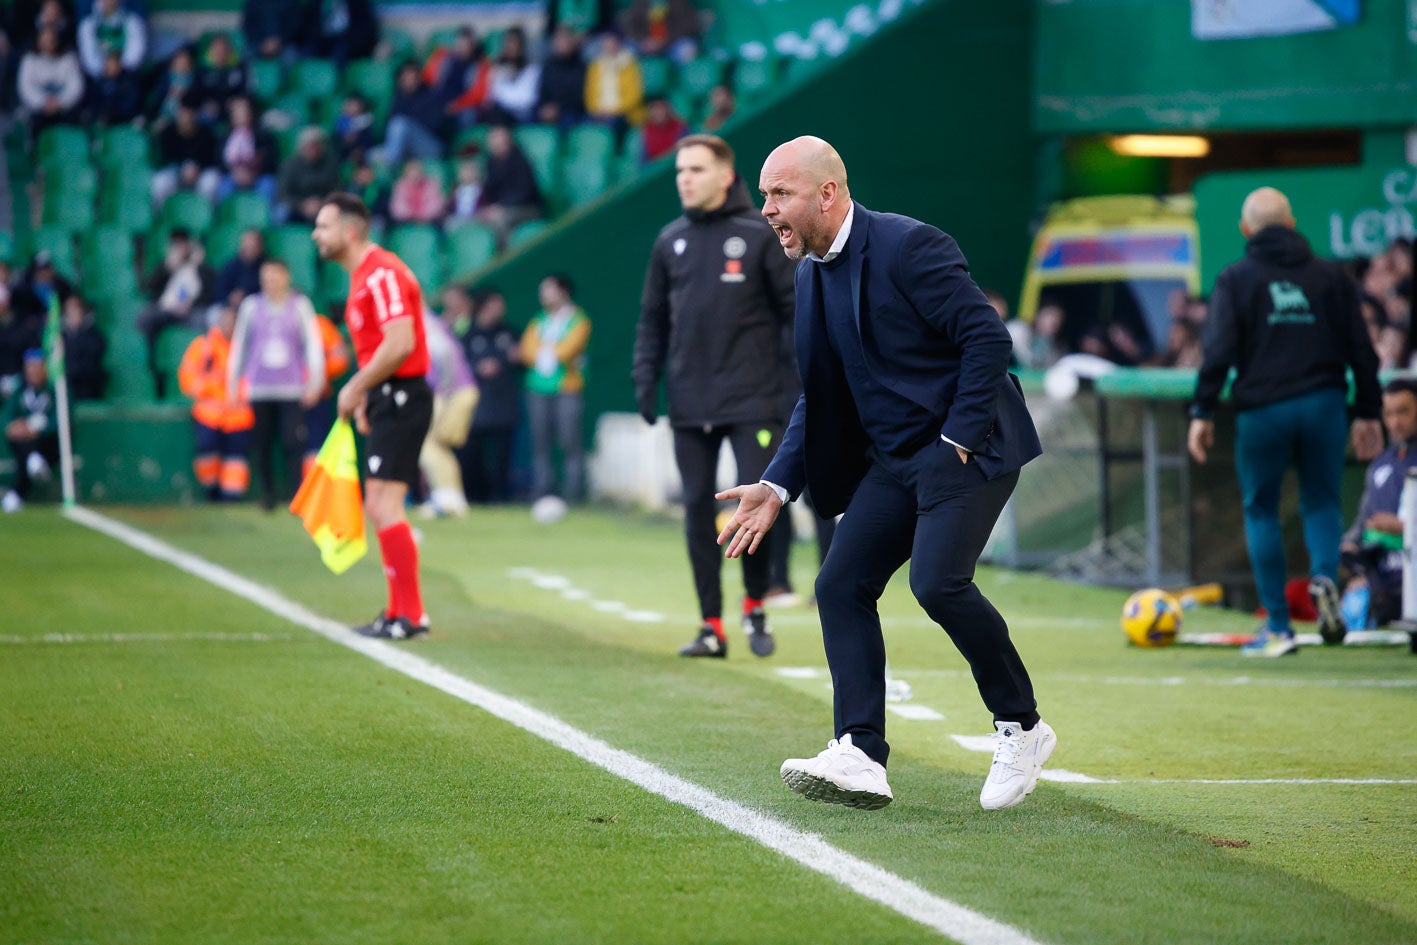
[
  {"left": 759, "top": 136, "right": 852, "bottom": 260},
  {"left": 763, "top": 136, "right": 850, "bottom": 198},
  {"left": 1240, "top": 187, "right": 1296, "bottom": 238}
]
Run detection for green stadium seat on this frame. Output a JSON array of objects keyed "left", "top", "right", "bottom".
[
  {"left": 566, "top": 125, "right": 615, "bottom": 165},
  {"left": 678, "top": 56, "right": 723, "bottom": 98},
  {"left": 387, "top": 224, "right": 444, "bottom": 296},
  {"left": 733, "top": 57, "right": 779, "bottom": 103},
  {"left": 263, "top": 225, "right": 320, "bottom": 298},
  {"left": 36, "top": 125, "right": 88, "bottom": 170},
  {"left": 104, "top": 327, "right": 154, "bottom": 402},
  {"left": 289, "top": 59, "right": 339, "bottom": 101},
  {"left": 669, "top": 88, "right": 703, "bottom": 129},
  {"left": 453, "top": 125, "right": 492, "bottom": 156},
  {"left": 216, "top": 191, "right": 271, "bottom": 231},
  {"left": 30, "top": 226, "right": 78, "bottom": 279},
  {"left": 378, "top": 28, "right": 417, "bottom": 64},
  {"left": 447, "top": 223, "right": 498, "bottom": 276},
  {"left": 508, "top": 219, "right": 549, "bottom": 248},
  {"left": 318, "top": 260, "right": 350, "bottom": 310},
  {"left": 81, "top": 225, "right": 134, "bottom": 269},
  {"left": 159, "top": 191, "right": 214, "bottom": 235},
  {"left": 248, "top": 58, "right": 283, "bottom": 103},
  {"left": 204, "top": 222, "right": 245, "bottom": 270},
  {"left": 0, "top": 229, "right": 12, "bottom": 264},
  {"left": 98, "top": 174, "right": 154, "bottom": 233},
  {"left": 641, "top": 56, "right": 673, "bottom": 98},
  {"left": 41, "top": 165, "right": 97, "bottom": 233},
  {"left": 95, "top": 125, "right": 150, "bottom": 170},
  {"left": 83, "top": 259, "right": 140, "bottom": 305},
  {"left": 482, "top": 28, "right": 505, "bottom": 58},
  {"left": 422, "top": 27, "right": 462, "bottom": 59},
  {"left": 343, "top": 58, "right": 396, "bottom": 114},
  {"left": 560, "top": 156, "right": 612, "bottom": 209},
  {"left": 514, "top": 126, "right": 561, "bottom": 201}
]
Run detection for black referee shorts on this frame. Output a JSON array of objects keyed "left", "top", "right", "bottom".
[{"left": 365, "top": 376, "right": 433, "bottom": 488}]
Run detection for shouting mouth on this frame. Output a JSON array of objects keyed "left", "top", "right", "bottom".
[{"left": 772, "top": 223, "right": 795, "bottom": 246}]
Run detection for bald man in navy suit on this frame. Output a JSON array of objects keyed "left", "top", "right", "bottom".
[{"left": 717, "top": 137, "right": 1055, "bottom": 811}]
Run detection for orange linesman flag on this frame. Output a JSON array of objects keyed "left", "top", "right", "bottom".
[{"left": 289, "top": 419, "right": 366, "bottom": 574}]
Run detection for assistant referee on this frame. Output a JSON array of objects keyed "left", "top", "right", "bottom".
[{"left": 312, "top": 192, "right": 435, "bottom": 640}]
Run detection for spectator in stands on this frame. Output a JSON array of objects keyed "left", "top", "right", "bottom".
[
  {"left": 212, "top": 227, "right": 265, "bottom": 312},
  {"left": 303, "top": 308, "right": 350, "bottom": 478},
  {"left": 520, "top": 273, "right": 590, "bottom": 502},
  {"left": 226, "top": 258, "right": 324, "bottom": 510},
  {"left": 476, "top": 125, "right": 544, "bottom": 247},
  {"left": 151, "top": 98, "right": 222, "bottom": 206},
  {"left": 1148, "top": 317, "right": 1203, "bottom": 369},
  {"left": 215, "top": 94, "right": 277, "bottom": 204},
  {"left": 177, "top": 303, "right": 252, "bottom": 501},
  {"left": 1080, "top": 321, "right": 1149, "bottom": 366},
  {"left": 28, "top": 1, "right": 74, "bottom": 51},
  {"left": 389, "top": 158, "right": 447, "bottom": 225},
  {"left": 376, "top": 62, "right": 445, "bottom": 166},
  {"left": 60, "top": 293, "right": 106, "bottom": 400},
  {"left": 301, "top": 0, "right": 377, "bottom": 66},
  {"left": 621, "top": 0, "right": 704, "bottom": 63},
  {"left": 485, "top": 25, "right": 540, "bottom": 125},
  {"left": 1339, "top": 378, "right": 1417, "bottom": 629},
  {"left": 85, "top": 49, "right": 139, "bottom": 124},
  {"left": 333, "top": 92, "right": 376, "bottom": 162},
  {"left": 11, "top": 250, "right": 74, "bottom": 327},
  {"left": 17, "top": 25, "right": 84, "bottom": 134},
  {"left": 276, "top": 126, "right": 340, "bottom": 224},
  {"left": 0, "top": 285, "right": 41, "bottom": 399},
  {"left": 431, "top": 26, "right": 489, "bottom": 124},
  {"left": 137, "top": 227, "right": 214, "bottom": 398},
  {"left": 242, "top": 0, "right": 299, "bottom": 62},
  {"left": 1015, "top": 301, "right": 1066, "bottom": 369},
  {"left": 700, "top": 82, "right": 734, "bottom": 133},
  {"left": 536, "top": 24, "right": 586, "bottom": 126},
  {"left": 193, "top": 32, "right": 245, "bottom": 124},
  {"left": 444, "top": 158, "right": 483, "bottom": 232},
  {"left": 640, "top": 95, "right": 685, "bottom": 161},
  {"left": 1, "top": 350, "right": 60, "bottom": 513},
  {"left": 146, "top": 45, "right": 195, "bottom": 131},
  {"left": 584, "top": 31, "right": 643, "bottom": 129},
  {"left": 418, "top": 307, "right": 478, "bottom": 518},
  {"left": 76, "top": 0, "right": 144, "bottom": 80}
]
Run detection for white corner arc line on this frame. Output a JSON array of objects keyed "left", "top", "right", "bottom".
[{"left": 64, "top": 506, "right": 1042, "bottom": 945}]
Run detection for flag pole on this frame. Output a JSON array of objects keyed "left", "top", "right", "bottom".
[{"left": 43, "top": 296, "right": 75, "bottom": 506}]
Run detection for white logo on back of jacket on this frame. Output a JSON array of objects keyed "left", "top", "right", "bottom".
[{"left": 673, "top": 238, "right": 687, "bottom": 256}]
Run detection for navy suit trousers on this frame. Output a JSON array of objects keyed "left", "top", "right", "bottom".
[{"left": 813, "top": 438, "right": 1039, "bottom": 767}]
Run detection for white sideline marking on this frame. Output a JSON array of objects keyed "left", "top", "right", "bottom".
[
  {"left": 888, "top": 705, "right": 945, "bottom": 721},
  {"left": 775, "top": 666, "right": 823, "bottom": 679},
  {"left": 65, "top": 506, "right": 1041, "bottom": 945},
  {"left": 901, "top": 669, "right": 1417, "bottom": 690},
  {"left": 946, "top": 735, "right": 1415, "bottom": 785},
  {"left": 0, "top": 631, "right": 294, "bottom": 644},
  {"left": 590, "top": 600, "right": 627, "bottom": 613},
  {"left": 509, "top": 570, "right": 665, "bottom": 625}
]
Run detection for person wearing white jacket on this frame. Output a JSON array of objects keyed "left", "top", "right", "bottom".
[
  {"left": 17, "top": 27, "right": 84, "bottom": 131},
  {"left": 76, "top": 0, "right": 146, "bottom": 78}
]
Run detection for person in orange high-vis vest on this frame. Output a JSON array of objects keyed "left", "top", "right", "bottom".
[
  {"left": 178, "top": 306, "right": 254, "bottom": 500},
  {"left": 303, "top": 312, "right": 353, "bottom": 480}
]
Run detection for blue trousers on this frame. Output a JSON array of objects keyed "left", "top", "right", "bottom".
[{"left": 1234, "top": 387, "right": 1348, "bottom": 632}]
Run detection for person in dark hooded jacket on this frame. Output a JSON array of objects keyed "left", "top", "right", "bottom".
[
  {"left": 633, "top": 133, "right": 795, "bottom": 660},
  {"left": 1188, "top": 186, "right": 1382, "bottom": 657}
]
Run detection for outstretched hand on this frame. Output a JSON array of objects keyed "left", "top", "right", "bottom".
[{"left": 715, "top": 482, "right": 784, "bottom": 559}]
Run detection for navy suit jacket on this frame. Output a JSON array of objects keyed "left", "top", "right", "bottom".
[{"left": 762, "top": 203, "right": 1042, "bottom": 518}]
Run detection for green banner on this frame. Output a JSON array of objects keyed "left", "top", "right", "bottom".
[{"left": 1193, "top": 132, "right": 1412, "bottom": 289}]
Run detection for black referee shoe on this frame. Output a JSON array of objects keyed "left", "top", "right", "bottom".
[
  {"left": 353, "top": 611, "right": 391, "bottom": 637},
  {"left": 679, "top": 624, "right": 727, "bottom": 658},
  {"left": 743, "top": 606, "right": 775, "bottom": 657},
  {"left": 354, "top": 613, "right": 430, "bottom": 640}
]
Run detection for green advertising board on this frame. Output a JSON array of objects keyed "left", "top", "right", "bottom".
[{"left": 1193, "top": 132, "right": 1413, "bottom": 289}]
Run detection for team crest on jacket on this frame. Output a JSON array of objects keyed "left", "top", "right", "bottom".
[
  {"left": 673, "top": 238, "right": 687, "bottom": 256},
  {"left": 720, "top": 237, "right": 747, "bottom": 282}
]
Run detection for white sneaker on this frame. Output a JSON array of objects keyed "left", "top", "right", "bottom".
[
  {"left": 780, "top": 733, "right": 893, "bottom": 810},
  {"left": 1, "top": 491, "right": 20, "bottom": 514},
  {"left": 979, "top": 720, "right": 1056, "bottom": 811}
]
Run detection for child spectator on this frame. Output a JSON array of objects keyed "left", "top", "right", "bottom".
[{"left": 390, "top": 158, "right": 448, "bottom": 224}]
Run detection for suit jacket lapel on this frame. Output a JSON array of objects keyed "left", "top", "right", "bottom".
[{"left": 848, "top": 203, "right": 868, "bottom": 332}]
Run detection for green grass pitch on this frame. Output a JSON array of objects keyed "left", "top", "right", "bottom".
[{"left": 2, "top": 504, "right": 1414, "bottom": 944}]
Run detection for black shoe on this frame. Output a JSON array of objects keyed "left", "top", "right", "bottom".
[
  {"left": 679, "top": 624, "right": 726, "bottom": 658},
  {"left": 1310, "top": 575, "right": 1346, "bottom": 645},
  {"left": 743, "top": 606, "right": 775, "bottom": 657},
  {"left": 384, "top": 615, "right": 430, "bottom": 641},
  {"left": 353, "top": 611, "right": 391, "bottom": 637}
]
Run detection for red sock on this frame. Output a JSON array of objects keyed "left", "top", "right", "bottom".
[
  {"left": 743, "top": 597, "right": 763, "bottom": 614},
  {"left": 704, "top": 616, "right": 724, "bottom": 640},
  {"left": 377, "top": 523, "right": 424, "bottom": 621}
]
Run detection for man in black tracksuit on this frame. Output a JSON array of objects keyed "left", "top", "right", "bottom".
[
  {"left": 1188, "top": 186, "right": 1382, "bottom": 656},
  {"left": 634, "top": 134, "right": 797, "bottom": 658}
]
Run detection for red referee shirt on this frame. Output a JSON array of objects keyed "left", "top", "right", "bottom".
[{"left": 345, "top": 244, "right": 430, "bottom": 378}]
